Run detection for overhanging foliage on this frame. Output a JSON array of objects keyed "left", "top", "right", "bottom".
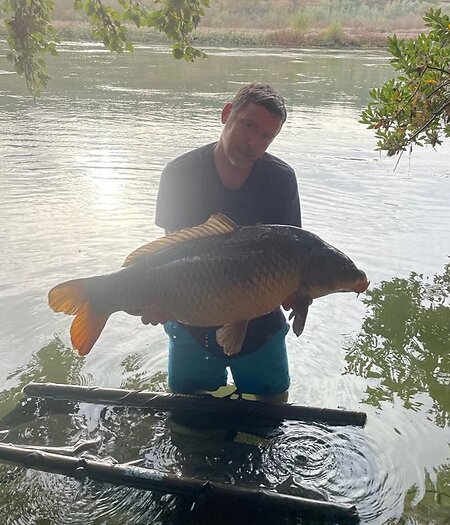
[
  {"left": 2, "top": 0, "right": 209, "bottom": 96},
  {"left": 360, "top": 8, "right": 450, "bottom": 156}
]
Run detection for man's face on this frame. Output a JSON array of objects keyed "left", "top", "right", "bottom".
[{"left": 220, "top": 102, "right": 283, "bottom": 171}]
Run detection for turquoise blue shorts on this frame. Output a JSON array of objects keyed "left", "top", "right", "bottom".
[{"left": 165, "top": 321, "right": 290, "bottom": 396}]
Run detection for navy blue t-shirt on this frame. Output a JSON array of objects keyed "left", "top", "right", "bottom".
[{"left": 155, "top": 142, "right": 301, "bottom": 356}]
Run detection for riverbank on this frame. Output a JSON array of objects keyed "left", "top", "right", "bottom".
[
  {"left": 1, "top": 21, "right": 422, "bottom": 50},
  {"left": 193, "top": 26, "right": 422, "bottom": 48}
]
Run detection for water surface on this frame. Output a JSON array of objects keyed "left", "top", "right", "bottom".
[{"left": 0, "top": 42, "right": 449, "bottom": 524}]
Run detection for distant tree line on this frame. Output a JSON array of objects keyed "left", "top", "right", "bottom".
[{"left": 40, "top": 1, "right": 450, "bottom": 30}]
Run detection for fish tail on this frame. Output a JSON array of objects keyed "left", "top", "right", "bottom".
[
  {"left": 48, "top": 278, "right": 110, "bottom": 356},
  {"left": 70, "top": 304, "right": 109, "bottom": 356}
]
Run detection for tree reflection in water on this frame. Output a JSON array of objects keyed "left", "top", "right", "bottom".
[
  {"left": 345, "top": 262, "right": 450, "bottom": 524},
  {"left": 0, "top": 337, "right": 83, "bottom": 427},
  {"left": 346, "top": 262, "right": 450, "bottom": 427}
]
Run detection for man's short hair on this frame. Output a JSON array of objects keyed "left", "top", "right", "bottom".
[{"left": 231, "top": 83, "right": 287, "bottom": 123}]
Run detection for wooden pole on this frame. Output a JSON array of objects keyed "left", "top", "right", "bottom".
[
  {"left": 0, "top": 443, "right": 359, "bottom": 523},
  {"left": 23, "top": 382, "right": 367, "bottom": 427}
]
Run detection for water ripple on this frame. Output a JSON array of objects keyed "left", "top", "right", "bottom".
[{"left": 262, "top": 422, "right": 404, "bottom": 524}]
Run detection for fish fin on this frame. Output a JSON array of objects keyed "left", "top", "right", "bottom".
[
  {"left": 289, "top": 295, "right": 312, "bottom": 336},
  {"left": 48, "top": 278, "right": 89, "bottom": 315},
  {"left": 281, "top": 293, "right": 296, "bottom": 311},
  {"left": 70, "top": 306, "right": 109, "bottom": 356},
  {"left": 216, "top": 320, "right": 248, "bottom": 356},
  {"left": 123, "top": 213, "right": 237, "bottom": 267},
  {"left": 48, "top": 278, "right": 109, "bottom": 355}
]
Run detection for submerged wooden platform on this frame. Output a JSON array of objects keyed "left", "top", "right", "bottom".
[
  {"left": 0, "top": 382, "right": 368, "bottom": 523},
  {"left": 23, "top": 382, "right": 367, "bottom": 427},
  {"left": 0, "top": 442, "right": 360, "bottom": 524}
]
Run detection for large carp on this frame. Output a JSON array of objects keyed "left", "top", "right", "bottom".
[{"left": 48, "top": 214, "right": 368, "bottom": 356}]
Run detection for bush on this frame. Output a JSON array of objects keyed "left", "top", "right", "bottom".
[
  {"left": 290, "top": 11, "right": 312, "bottom": 34},
  {"left": 322, "top": 21, "right": 346, "bottom": 45}
]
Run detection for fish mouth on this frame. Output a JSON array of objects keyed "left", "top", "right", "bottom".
[
  {"left": 329, "top": 276, "right": 370, "bottom": 296},
  {"left": 354, "top": 277, "right": 370, "bottom": 294},
  {"left": 333, "top": 277, "right": 369, "bottom": 295}
]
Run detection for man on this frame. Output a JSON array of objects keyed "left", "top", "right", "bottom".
[{"left": 144, "top": 83, "right": 301, "bottom": 402}]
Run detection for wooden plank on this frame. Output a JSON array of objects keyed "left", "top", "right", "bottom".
[
  {"left": 23, "top": 382, "right": 367, "bottom": 427},
  {"left": 0, "top": 443, "right": 360, "bottom": 524}
]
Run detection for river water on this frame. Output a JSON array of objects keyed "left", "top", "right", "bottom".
[{"left": 0, "top": 42, "right": 449, "bottom": 524}]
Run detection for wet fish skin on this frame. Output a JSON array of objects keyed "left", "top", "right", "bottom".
[{"left": 48, "top": 215, "right": 369, "bottom": 356}]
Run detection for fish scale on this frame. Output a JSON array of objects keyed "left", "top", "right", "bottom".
[{"left": 145, "top": 243, "right": 300, "bottom": 325}]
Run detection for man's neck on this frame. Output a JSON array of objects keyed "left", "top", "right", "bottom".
[{"left": 213, "top": 142, "right": 250, "bottom": 190}]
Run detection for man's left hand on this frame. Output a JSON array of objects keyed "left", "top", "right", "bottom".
[{"left": 125, "top": 304, "right": 172, "bottom": 326}]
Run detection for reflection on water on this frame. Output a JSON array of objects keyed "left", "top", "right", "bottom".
[
  {"left": 346, "top": 262, "right": 450, "bottom": 427},
  {"left": 1, "top": 42, "right": 450, "bottom": 524},
  {"left": 345, "top": 262, "right": 450, "bottom": 523},
  {"left": 0, "top": 332, "right": 447, "bottom": 524},
  {"left": 0, "top": 380, "right": 389, "bottom": 524},
  {"left": 0, "top": 337, "right": 83, "bottom": 422},
  {"left": 398, "top": 467, "right": 450, "bottom": 525}
]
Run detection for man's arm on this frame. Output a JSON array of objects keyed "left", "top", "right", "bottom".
[{"left": 281, "top": 168, "right": 301, "bottom": 228}]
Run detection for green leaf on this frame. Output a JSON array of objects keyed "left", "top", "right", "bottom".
[{"left": 361, "top": 7, "right": 450, "bottom": 157}]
